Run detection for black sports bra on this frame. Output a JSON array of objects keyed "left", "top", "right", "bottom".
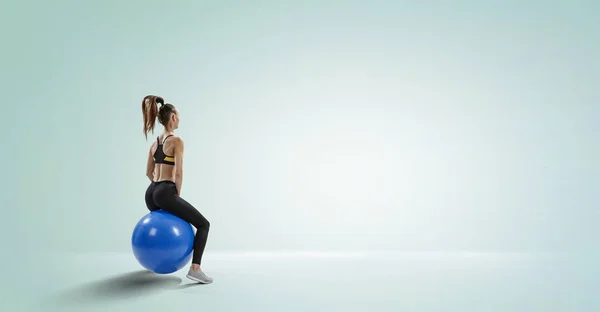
[{"left": 153, "top": 135, "right": 175, "bottom": 166}]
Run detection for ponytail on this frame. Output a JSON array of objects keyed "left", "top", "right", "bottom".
[{"left": 142, "top": 95, "right": 164, "bottom": 139}]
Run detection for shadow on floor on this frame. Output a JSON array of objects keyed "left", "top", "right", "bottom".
[{"left": 46, "top": 269, "right": 191, "bottom": 307}]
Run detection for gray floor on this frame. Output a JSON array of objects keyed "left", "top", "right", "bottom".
[{"left": 13, "top": 251, "right": 600, "bottom": 311}]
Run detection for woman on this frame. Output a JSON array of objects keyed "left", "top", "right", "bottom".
[{"left": 141, "top": 95, "right": 213, "bottom": 284}]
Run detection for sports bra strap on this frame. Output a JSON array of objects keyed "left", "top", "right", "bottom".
[
  {"left": 162, "top": 134, "right": 174, "bottom": 144},
  {"left": 157, "top": 134, "right": 174, "bottom": 145}
]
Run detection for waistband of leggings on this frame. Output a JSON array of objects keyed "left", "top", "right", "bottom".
[{"left": 152, "top": 180, "right": 176, "bottom": 185}]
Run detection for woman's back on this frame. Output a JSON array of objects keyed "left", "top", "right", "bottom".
[{"left": 150, "top": 134, "right": 180, "bottom": 183}]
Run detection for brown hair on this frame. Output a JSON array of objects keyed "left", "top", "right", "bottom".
[{"left": 142, "top": 95, "right": 176, "bottom": 139}]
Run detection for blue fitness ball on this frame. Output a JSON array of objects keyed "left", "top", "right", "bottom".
[{"left": 131, "top": 209, "right": 194, "bottom": 274}]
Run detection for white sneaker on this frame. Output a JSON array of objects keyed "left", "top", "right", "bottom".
[{"left": 186, "top": 267, "right": 213, "bottom": 284}]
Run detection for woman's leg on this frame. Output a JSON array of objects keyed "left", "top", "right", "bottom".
[
  {"left": 167, "top": 196, "right": 211, "bottom": 265},
  {"left": 153, "top": 182, "right": 211, "bottom": 266}
]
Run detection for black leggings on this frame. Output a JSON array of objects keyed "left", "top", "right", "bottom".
[{"left": 145, "top": 181, "right": 210, "bottom": 265}]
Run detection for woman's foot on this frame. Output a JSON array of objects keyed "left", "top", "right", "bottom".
[{"left": 186, "top": 266, "right": 213, "bottom": 284}]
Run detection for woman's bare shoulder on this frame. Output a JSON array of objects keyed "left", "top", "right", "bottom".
[
  {"left": 149, "top": 139, "right": 157, "bottom": 150},
  {"left": 172, "top": 135, "right": 184, "bottom": 146}
]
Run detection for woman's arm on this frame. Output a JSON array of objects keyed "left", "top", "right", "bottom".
[
  {"left": 174, "top": 137, "right": 185, "bottom": 195},
  {"left": 146, "top": 144, "right": 156, "bottom": 182}
]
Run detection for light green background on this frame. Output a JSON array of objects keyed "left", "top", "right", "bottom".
[{"left": 3, "top": 0, "right": 599, "bottom": 256}]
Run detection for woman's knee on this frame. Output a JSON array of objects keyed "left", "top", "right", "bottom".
[
  {"left": 198, "top": 218, "right": 210, "bottom": 230},
  {"left": 191, "top": 215, "right": 210, "bottom": 231}
]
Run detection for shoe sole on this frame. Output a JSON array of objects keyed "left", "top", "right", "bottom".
[{"left": 186, "top": 274, "right": 213, "bottom": 284}]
